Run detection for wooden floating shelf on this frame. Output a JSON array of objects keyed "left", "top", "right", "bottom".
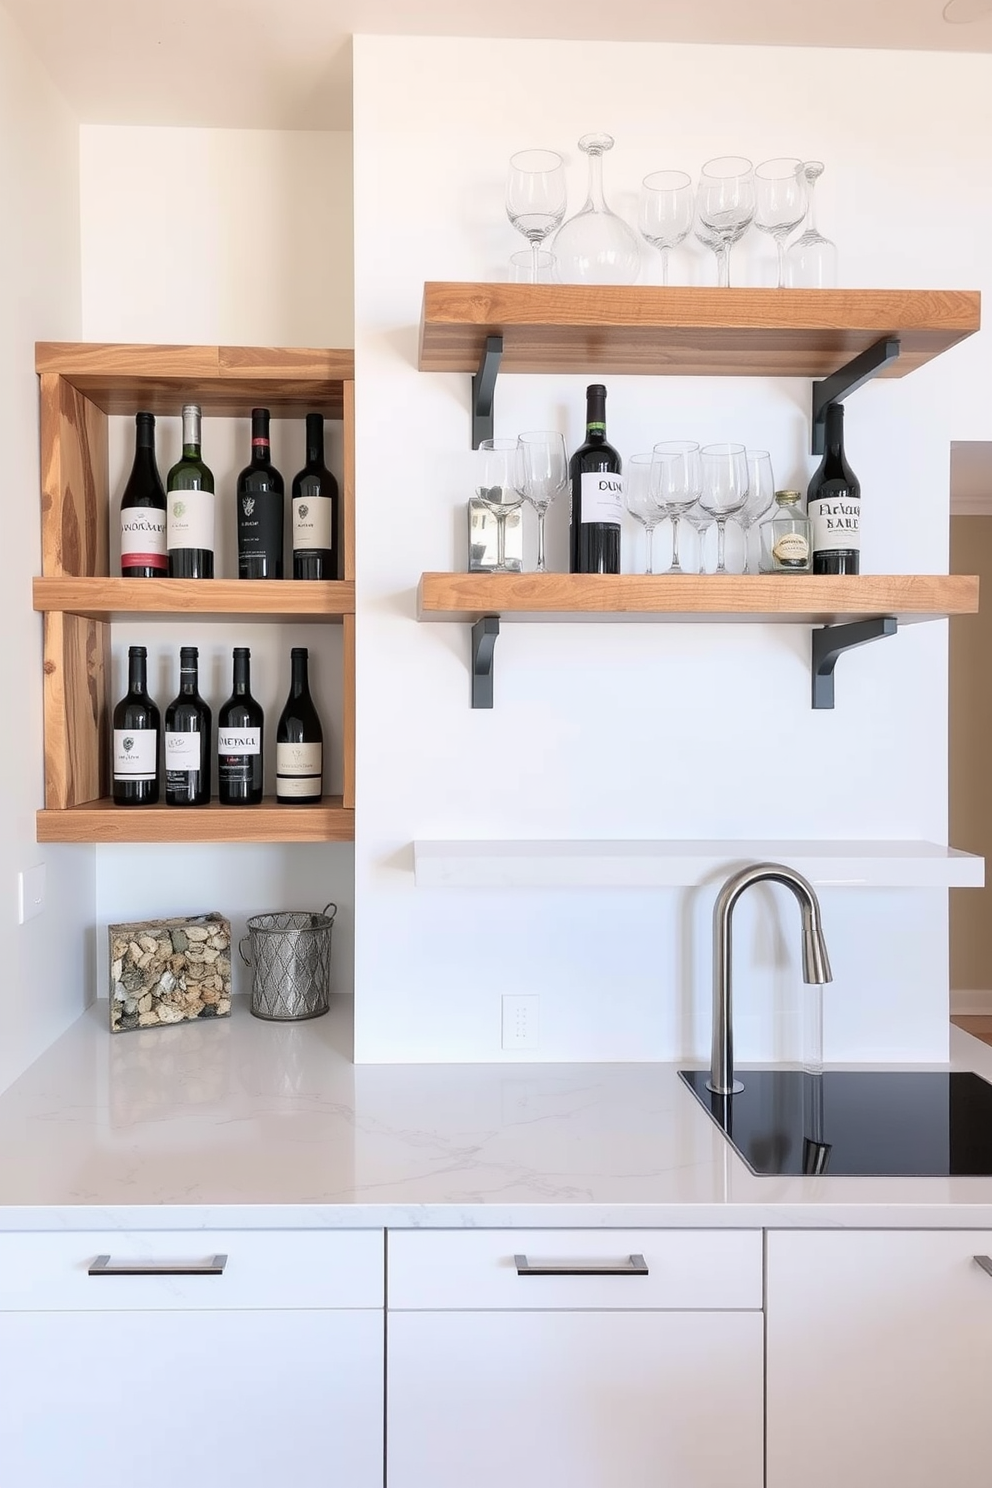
[
  {"left": 417, "top": 573, "right": 980, "bottom": 626},
  {"left": 33, "top": 577, "right": 355, "bottom": 623},
  {"left": 419, "top": 284, "right": 981, "bottom": 379},
  {"left": 35, "top": 342, "right": 355, "bottom": 418},
  {"left": 36, "top": 797, "right": 354, "bottom": 845}
]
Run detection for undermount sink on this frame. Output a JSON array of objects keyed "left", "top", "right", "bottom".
[{"left": 679, "top": 1067, "right": 992, "bottom": 1177}]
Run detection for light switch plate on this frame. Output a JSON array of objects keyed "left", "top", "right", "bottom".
[{"left": 18, "top": 864, "right": 46, "bottom": 924}]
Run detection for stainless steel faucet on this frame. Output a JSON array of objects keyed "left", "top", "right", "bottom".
[{"left": 708, "top": 862, "right": 833, "bottom": 1096}]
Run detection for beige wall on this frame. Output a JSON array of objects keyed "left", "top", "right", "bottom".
[{"left": 950, "top": 516, "right": 992, "bottom": 993}]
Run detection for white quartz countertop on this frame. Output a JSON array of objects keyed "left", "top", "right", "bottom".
[{"left": 5, "top": 999, "right": 992, "bottom": 1231}]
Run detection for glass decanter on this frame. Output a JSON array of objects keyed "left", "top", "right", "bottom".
[
  {"left": 759, "top": 489, "right": 812, "bottom": 574},
  {"left": 785, "top": 162, "right": 838, "bottom": 289},
  {"left": 553, "top": 134, "right": 641, "bottom": 286}
]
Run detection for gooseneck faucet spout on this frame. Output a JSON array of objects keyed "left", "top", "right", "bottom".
[{"left": 707, "top": 862, "right": 833, "bottom": 1097}]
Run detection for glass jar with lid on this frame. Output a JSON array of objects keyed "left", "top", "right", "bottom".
[{"left": 759, "top": 489, "right": 812, "bottom": 574}]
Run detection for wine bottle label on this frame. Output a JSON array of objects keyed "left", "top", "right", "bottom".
[
  {"left": 276, "top": 742, "right": 322, "bottom": 797},
  {"left": 120, "top": 511, "right": 167, "bottom": 569},
  {"left": 167, "top": 489, "right": 215, "bottom": 552},
  {"left": 113, "top": 728, "right": 157, "bottom": 780},
  {"left": 580, "top": 471, "right": 623, "bottom": 525},
  {"left": 165, "top": 730, "right": 202, "bottom": 768},
  {"left": 218, "top": 727, "right": 261, "bottom": 755},
  {"left": 809, "top": 496, "right": 860, "bottom": 553},
  {"left": 772, "top": 532, "right": 810, "bottom": 564},
  {"left": 293, "top": 494, "right": 333, "bottom": 550}
]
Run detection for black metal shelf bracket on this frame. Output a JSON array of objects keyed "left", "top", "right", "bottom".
[
  {"left": 811, "top": 617, "right": 897, "bottom": 709},
  {"left": 472, "top": 335, "right": 503, "bottom": 449},
  {"left": 811, "top": 337, "right": 901, "bottom": 455},
  {"left": 471, "top": 615, "right": 500, "bottom": 708}
]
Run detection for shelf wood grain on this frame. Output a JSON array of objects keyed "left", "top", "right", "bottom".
[
  {"left": 36, "top": 797, "right": 354, "bottom": 844},
  {"left": 34, "top": 577, "right": 355, "bottom": 622},
  {"left": 417, "top": 572, "right": 980, "bottom": 626},
  {"left": 419, "top": 285, "right": 981, "bottom": 378}
]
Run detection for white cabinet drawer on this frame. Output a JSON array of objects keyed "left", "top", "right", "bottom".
[
  {"left": 0, "top": 1230, "right": 383, "bottom": 1311},
  {"left": 388, "top": 1229, "right": 762, "bottom": 1310}
]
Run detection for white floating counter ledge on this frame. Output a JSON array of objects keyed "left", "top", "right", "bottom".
[{"left": 412, "top": 840, "right": 985, "bottom": 890}]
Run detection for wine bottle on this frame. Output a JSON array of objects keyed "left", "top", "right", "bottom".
[
  {"left": 237, "top": 408, "right": 284, "bottom": 579},
  {"left": 292, "top": 412, "right": 338, "bottom": 580},
  {"left": 807, "top": 402, "right": 861, "bottom": 575},
  {"left": 112, "top": 645, "right": 160, "bottom": 806},
  {"left": 276, "top": 647, "right": 323, "bottom": 804},
  {"left": 167, "top": 404, "right": 215, "bottom": 579},
  {"left": 164, "top": 645, "right": 211, "bottom": 806},
  {"left": 120, "top": 412, "right": 167, "bottom": 578},
  {"left": 568, "top": 383, "right": 623, "bottom": 574},
  {"left": 217, "top": 647, "right": 264, "bottom": 806}
]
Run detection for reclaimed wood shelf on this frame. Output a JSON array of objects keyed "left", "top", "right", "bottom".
[
  {"left": 418, "top": 284, "right": 981, "bottom": 379},
  {"left": 36, "top": 797, "right": 354, "bottom": 845},
  {"left": 33, "top": 577, "right": 355, "bottom": 623}
]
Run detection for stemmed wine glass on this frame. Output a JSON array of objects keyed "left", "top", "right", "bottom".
[
  {"left": 785, "top": 162, "right": 838, "bottom": 289},
  {"left": 754, "top": 159, "right": 807, "bottom": 289},
  {"left": 506, "top": 150, "right": 567, "bottom": 285},
  {"left": 476, "top": 438, "right": 524, "bottom": 573},
  {"left": 652, "top": 440, "right": 701, "bottom": 574},
  {"left": 638, "top": 170, "right": 694, "bottom": 286},
  {"left": 624, "top": 454, "right": 666, "bottom": 574},
  {"left": 516, "top": 431, "right": 568, "bottom": 573},
  {"left": 699, "top": 444, "right": 749, "bottom": 574},
  {"left": 695, "top": 157, "right": 755, "bottom": 288},
  {"left": 739, "top": 450, "right": 776, "bottom": 573},
  {"left": 686, "top": 504, "right": 715, "bottom": 574}
]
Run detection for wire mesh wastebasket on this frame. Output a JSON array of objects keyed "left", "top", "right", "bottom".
[{"left": 239, "top": 903, "right": 337, "bottom": 1021}]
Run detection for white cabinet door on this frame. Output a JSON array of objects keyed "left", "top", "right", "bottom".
[
  {"left": 767, "top": 1229, "right": 992, "bottom": 1488},
  {"left": 388, "top": 1310, "right": 763, "bottom": 1488},
  {"left": 0, "top": 1308, "right": 383, "bottom": 1488}
]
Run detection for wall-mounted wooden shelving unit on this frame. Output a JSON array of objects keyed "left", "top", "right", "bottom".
[{"left": 35, "top": 341, "right": 356, "bottom": 845}]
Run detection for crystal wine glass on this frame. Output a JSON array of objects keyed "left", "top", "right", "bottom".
[
  {"left": 695, "top": 157, "right": 755, "bottom": 289},
  {"left": 685, "top": 504, "right": 715, "bottom": 574},
  {"left": 739, "top": 450, "right": 776, "bottom": 573},
  {"left": 785, "top": 162, "right": 838, "bottom": 289},
  {"left": 638, "top": 170, "right": 694, "bottom": 286},
  {"left": 754, "top": 158, "right": 807, "bottom": 289},
  {"left": 699, "top": 443, "right": 749, "bottom": 574},
  {"left": 516, "top": 430, "right": 568, "bottom": 573},
  {"left": 476, "top": 438, "right": 524, "bottom": 573},
  {"left": 624, "top": 454, "right": 666, "bottom": 574},
  {"left": 552, "top": 134, "right": 641, "bottom": 286},
  {"left": 652, "top": 440, "right": 701, "bottom": 574},
  {"left": 506, "top": 150, "right": 567, "bottom": 285}
]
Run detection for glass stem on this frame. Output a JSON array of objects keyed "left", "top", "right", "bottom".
[
  {"left": 660, "top": 246, "right": 670, "bottom": 287},
  {"left": 775, "top": 236, "right": 787, "bottom": 290},
  {"left": 716, "top": 243, "right": 730, "bottom": 289},
  {"left": 496, "top": 512, "right": 507, "bottom": 571},
  {"left": 716, "top": 518, "right": 727, "bottom": 573},
  {"left": 644, "top": 522, "right": 654, "bottom": 576},
  {"left": 670, "top": 514, "right": 682, "bottom": 572},
  {"left": 536, "top": 509, "right": 546, "bottom": 573},
  {"left": 531, "top": 240, "right": 541, "bottom": 284},
  {"left": 741, "top": 521, "right": 750, "bottom": 574}
]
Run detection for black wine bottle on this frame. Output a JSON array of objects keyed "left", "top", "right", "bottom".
[
  {"left": 569, "top": 383, "right": 623, "bottom": 574},
  {"left": 164, "top": 646, "right": 212, "bottom": 806},
  {"left": 120, "top": 413, "right": 167, "bottom": 578},
  {"left": 808, "top": 402, "right": 861, "bottom": 575},
  {"left": 292, "top": 412, "right": 338, "bottom": 580},
  {"left": 276, "top": 647, "right": 323, "bottom": 804},
  {"left": 217, "top": 647, "right": 264, "bottom": 806},
  {"left": 237, "top": 408, "right": 284, "bottom": 579},
  {"left": 167, "top": 404, "right": 215, "bottom": 579},
  {"left": 112, "top": 645, "right": 161, "bottom": 806}
]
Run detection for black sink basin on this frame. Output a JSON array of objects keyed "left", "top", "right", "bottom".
[{"left": 679, "top": 1067, "right": 992, "bottom": 1177}]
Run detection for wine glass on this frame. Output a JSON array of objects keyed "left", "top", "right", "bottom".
[
  {"left": 785, "top": 162, "right": 838, "bottom": 289},
  {"left": 638, "top": 170, "right": 694, "bottom": 286},
  {"left": 516, "top": 431, "right": 568, "bottom": 573},
  {"left": 699, "top": 444, "right": 749, "bottom": 574},
  {"left": 506, "top": 150, "right": 567, "bottom": 285},
  {"left": 739, "top": 451, "right": 776, "bottom": 573},
  {"left": 685, "top": 504, "right": 715, "bottom": 574},
  {"left": 754, "top": 159, "right": 807, "bottom": 289},
  {"left": 624, "top": 454, "right": 666, "bottom": 574},
  {"left": 652, "top": 440, "right": 701, "bottom": 574},
  {"left": 510, "top": 249, "right": 556, "bottom": 283},
  {"left": 476, "top": 438, "right": 524, "bottom": 573},
  {"left": 552, "top": 134, "right": 641, "bottom": 286},
  {"left": 695, "top": 157, "right": 755, "bottom": 288}
]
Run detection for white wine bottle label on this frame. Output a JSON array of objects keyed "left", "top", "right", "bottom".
[
  {"left": 809, "top": 497, "right": 861, "bottom": 553},
  {"left": 113, "top": 728, "right": 157, "bottom": 780},
  {"left": 218, "top": 727, "right": 261, "bottom": 756},
  {"left": 293, "top": 494, "right": 333, "bottom": 550},
  {"left": 120, "top": 511, "right": 167, "bottom": 569},
  {"left": 772, "top": 532, "right": 810, "bottom": 564},
  {"left": 165, "top": 730, "right": 202, "bottom": 768},
  {"left": 167, "top": 489, "right": 215, "bottom": 552},
  {"left": 276, "top": 742, "right": 322, "bottom": 797},
  {"left": 580, "top": 471, "right": 623, "bottom": 525}
]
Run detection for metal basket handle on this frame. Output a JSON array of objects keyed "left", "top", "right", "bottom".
[
  {"left": 238, "top": 935, "right": 252, "bottom": 968},
  {"left": 322, "top": 903, "right": 337, "bottom": 922}
]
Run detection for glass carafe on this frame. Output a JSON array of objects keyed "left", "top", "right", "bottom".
[{"left": 553, "top": 134, "right": 641, "bottom": 286}]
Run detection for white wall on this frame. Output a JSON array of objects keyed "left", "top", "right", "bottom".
[
  {"left": 0, "top": 2, "right": 94, "bottom": 1092},
  {"left": 351, "top": 36, "right": 992, "bottom": 1063}
]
